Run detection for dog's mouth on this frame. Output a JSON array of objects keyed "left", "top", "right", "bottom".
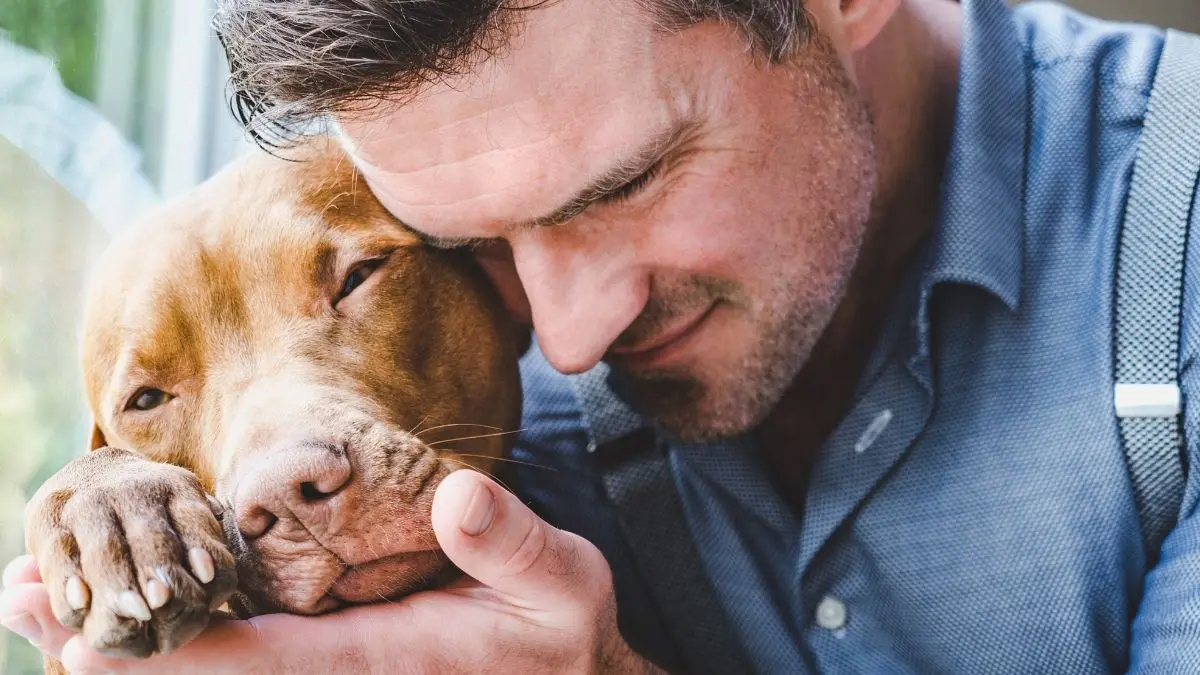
[
  {"left": 229, "top": 547, "right": 457, "bottom": 617},
  {"left": 219, "top": 445, "right": 466, "bottom": 617},
  {"left": 326, "top": 549, "right": 455, "bottom": 605},
  {"left": 229, "top": 533, "right": 459, "bottom": 617}
]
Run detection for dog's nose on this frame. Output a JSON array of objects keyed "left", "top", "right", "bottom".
[{"left": 234, "top": 441, "right": 352, "bottom": 540}]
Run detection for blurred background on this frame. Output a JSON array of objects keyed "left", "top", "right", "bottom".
[{"left": 0, "top": 0, "right": 1199, "bottom": 673}]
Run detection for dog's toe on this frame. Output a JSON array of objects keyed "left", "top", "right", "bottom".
[{"left": 24, "top": 449, "right": 237, "bottom": 658}]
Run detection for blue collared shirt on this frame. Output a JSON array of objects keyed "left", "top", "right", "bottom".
[{"left": 510, "top": 0, "right": 1200, "bottom": 672}]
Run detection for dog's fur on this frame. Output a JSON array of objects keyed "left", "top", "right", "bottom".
[{"left": 24, "top": 137, "right": 526, "bottom": 673}]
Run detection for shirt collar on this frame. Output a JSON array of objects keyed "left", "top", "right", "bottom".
[
  {"left": 569, "top": 0, "right": 1031, "bottom": 449},
  {"left": 569, "top": 360, "right": 646, "bottom": 450},
  {"left": 920, "top": 0, "right": 1029, "bottom": 314}
]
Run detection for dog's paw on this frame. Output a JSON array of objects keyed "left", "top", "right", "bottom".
[{"left": 23, "top": 447, "right": 237, "bottom": 658}]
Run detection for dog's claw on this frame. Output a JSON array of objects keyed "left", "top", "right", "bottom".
[
  {"left": 145, "top": 579, "right": 171, "bottom": 609},
  {"left": 66, "top": 576, "right": 90, "bottom": 610},
  {"left": 205, "top": 493, "right": 225, "bottom": 519},
  {"left": 24, "top": 451, "right": 238, "bottom": 658},
  {"left": 189, "top": 548, "right": 215, "bottom": 584},
  {"left": 116, "top": 589, "right": 152, "bottom": 621}
]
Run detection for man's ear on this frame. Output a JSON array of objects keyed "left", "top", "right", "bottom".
[
  {"left": 89, "top": 421, "right": 108, "bottom": 451},
  {"left": 808, "top": 0, "right": 901, "bottom": 53},
  {"left": 839, "top": 0, "right": 902, "bottom": 52}
]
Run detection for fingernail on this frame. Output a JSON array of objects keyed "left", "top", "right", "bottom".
[
  {"left": 1, "top": 613, "right": 42, "bottom": 644},
  {"left": 66, "top": 576, "right": 91, "bottom": 610},
  {"left": 116, "top": 590, "right": 152, "bottom": 621},
  {"left": 189, "top": 548, "right": 215, "bottom": 584},
  {"left": 144, "top": 578, "right": 171, "bottom": 609},
  {"left": 459, "top": 482, "right": 496, "bottom": 536}
]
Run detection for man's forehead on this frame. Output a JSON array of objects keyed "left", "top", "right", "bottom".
[
  {"left": 335, "top": 0, "right": 662, "bottom": 148},
  {"left": 332, "top": 0, "right": 688, "bottom": 236}
]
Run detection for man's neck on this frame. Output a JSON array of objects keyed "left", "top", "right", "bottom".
[{"left": 756, "top": 0, "right": 963, "bottom": 509}]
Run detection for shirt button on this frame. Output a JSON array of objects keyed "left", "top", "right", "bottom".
[{"left": 815, "top": 596, "right": 847, "bottom": 630}]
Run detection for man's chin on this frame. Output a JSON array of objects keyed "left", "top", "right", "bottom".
[{"left": 619, "top": 372, "right": 771, "bottom": 444}]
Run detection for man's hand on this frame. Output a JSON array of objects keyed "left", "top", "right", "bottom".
[{"left": 0, "top": 470, "right": 664, "bottom": 674}]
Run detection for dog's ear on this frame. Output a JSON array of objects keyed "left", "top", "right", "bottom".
[{"left": 89, "top": 421, "right": 108, "bottom": 451}]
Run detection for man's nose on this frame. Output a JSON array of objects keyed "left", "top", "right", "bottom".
[
  {"left": 507, "top": 231, "right": 645, "bottom": 374},
  {"left": 233, "top": 440, "right": 352, "bottom": 541}
]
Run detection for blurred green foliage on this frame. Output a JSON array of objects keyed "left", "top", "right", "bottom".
[{"left": 0, "top": 0, "right": 102, "bottom": 101}]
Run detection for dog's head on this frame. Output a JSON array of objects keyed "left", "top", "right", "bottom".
[{"left": 79, "top": 137, "right": 525, "bottom": 615}]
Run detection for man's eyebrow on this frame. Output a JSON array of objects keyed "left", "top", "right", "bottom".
[
  {"left": 513, "top": 117, "right": 701, "bottom": 231},
  {"left": 412, "top": 117, "right": 700, "bottom": 250}
]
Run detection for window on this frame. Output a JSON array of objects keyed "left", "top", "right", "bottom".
[{"left": 0, "top": 2, "right": 250, "bottom": 672}]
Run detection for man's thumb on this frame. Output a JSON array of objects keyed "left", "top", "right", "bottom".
[{"left": 431, "top": 469, "right": 612, "bottom": 608}]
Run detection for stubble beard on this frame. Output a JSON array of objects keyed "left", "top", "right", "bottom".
[{"left": 611, "top": 35, "right": 879, "bottom": 444}]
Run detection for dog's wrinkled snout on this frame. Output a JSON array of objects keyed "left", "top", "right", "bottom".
[{"left": 233, "top": 441, "right": 352, "bottom": 540}]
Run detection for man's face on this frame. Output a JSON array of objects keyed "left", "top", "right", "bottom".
[{"left": 336, "top": 0, "right": 878, "bottom": 442}]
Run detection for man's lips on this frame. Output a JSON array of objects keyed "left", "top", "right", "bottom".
[{"left": 607, "top": 303, "right": 716, "bottom": 369}]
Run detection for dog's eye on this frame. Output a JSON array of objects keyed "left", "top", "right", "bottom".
[
  {"left": 127, "top": 388, "right": 171, "bottom": 412},
  {"left": 337, "top": 258, "right": 386, "bottom": 303}
]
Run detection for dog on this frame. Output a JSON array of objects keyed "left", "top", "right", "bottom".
[{"left": 22, "top": 136, "right": 527, "bottom": 674}]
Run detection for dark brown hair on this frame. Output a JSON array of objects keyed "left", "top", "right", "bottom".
[{"left": 212, "top": 0, "right": 812, "bottom": 148}]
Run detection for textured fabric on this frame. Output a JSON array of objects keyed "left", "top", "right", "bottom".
[
  {"left": 1113, "top": 28, "right": 1200, "bottom": 564},
  {"left": 510, "top": 0, "right": 1200, "bottom": 673},
  {"left": 595, "top": 431, "right": 755, "bottom": 674}
]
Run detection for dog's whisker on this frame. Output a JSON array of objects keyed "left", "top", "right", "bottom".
[
  {"left": 441, "top": 457, "right": 516, "bottom": 494},
  {"left": 441, "top": 456, "right": 498, "bottom": 479},
  {"left": 448, "top": 453, "right": 558, "bottom": 472},
  {"left": 414, "top": 422, "right": 505, "bottom": 441},
  {"left": 408, "top": 415, "right": 433, "bottom": 436},
  {"left": 427, "top": 429, "right": 525, "bottom": 447}
]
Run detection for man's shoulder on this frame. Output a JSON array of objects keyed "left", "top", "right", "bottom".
[
  {"left": 1013, "top": 2, "right": 1167, "bottom": 90},
  {"left": 516, "top": 340, "right": 651, "bottom": 455},
  {"left": 1009, "top": 5, "right": 1200, "bottom": 433},
  {"left": 1002, "top": 4, "right": 1184, "bottom": 286},
  {"left": 514, "top": 341, "right": 594, "bottom": 459},
  {"left": 1011, "top": 2, "right": 1168, "bottom": 176},
  {"left": 1010, "top": 1, "right": 1166, "bottom": 180},
  {"left": 519, "top": 341, "right": 580, "bottom": 418}
]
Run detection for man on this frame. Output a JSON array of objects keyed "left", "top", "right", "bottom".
[{"left": 4, "top": 0, "right": 1200, "bottom": 672}]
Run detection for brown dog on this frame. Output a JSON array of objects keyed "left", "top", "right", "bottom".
[{"left": 22, "top": 136, "right": 526, "bottom": 674}]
